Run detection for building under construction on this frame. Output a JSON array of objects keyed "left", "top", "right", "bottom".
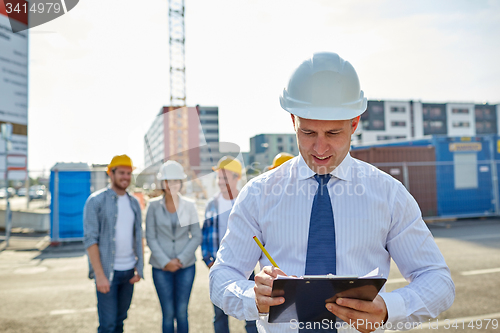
[{"left": 144, "top": 105, "right": 221, "bottom": 174}]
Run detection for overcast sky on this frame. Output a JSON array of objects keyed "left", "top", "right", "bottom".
[{"left": 27, "top": 0, "right": 500, "bottom": 172}]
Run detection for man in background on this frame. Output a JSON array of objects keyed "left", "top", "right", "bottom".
[
  {"left": 84, "top": 154, "right": 144, "bottom": 333},
  {"left": 202, "top": 156, "right": 258, "bottom": 333}
]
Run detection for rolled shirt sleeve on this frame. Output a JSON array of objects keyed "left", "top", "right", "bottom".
[{"left": 83, "top": 196, "right": 99, "bottom": 249}]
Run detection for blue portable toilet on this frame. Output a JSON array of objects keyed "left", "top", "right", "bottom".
[{"left": 50, "top": 163, "right": 91, "bottom": 242}]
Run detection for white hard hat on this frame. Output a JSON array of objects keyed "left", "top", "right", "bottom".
[
  {"left": 157, "top": 160, "right": 187, "bottom": 180},
  {"left": 280, "top": 52, "right": 367, "bottom": 120}
]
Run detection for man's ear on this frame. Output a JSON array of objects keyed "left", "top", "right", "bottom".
[{"left": 351, "top": 116, "right": 361, "bottom": 134}]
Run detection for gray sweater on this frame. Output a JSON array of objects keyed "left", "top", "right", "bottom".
[{"left": 145, "top": 194, "right": 202, "bottom": 269}]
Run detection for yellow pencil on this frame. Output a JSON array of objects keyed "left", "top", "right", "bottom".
[{"left": 253, "top": 236, "right": 280, "bottom": 269}]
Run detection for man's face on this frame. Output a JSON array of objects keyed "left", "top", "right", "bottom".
[
  {"left": 292, "top": 115, "right": 359, "bottom": 175},
  {"left": 110, "top": 166, "right": 132, "bottom": 191},
  {"left": 217, "top": 169, "right": 239, "bottom": 194}
]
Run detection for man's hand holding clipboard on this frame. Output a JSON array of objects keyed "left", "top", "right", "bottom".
[{"left": 253, "top": 236, "right": 389, "bottom": 333}]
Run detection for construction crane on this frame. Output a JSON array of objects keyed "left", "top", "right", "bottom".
[
  {"left": 167, "top": 0, "right": 207, "bottom": 198},
  {"left": 168, "top": 0, "right": 186, "bottom": 107},
  {"left": 167, "top": 0, "right": 189, "bottom": 168}
]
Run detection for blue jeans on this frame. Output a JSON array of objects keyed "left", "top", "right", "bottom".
[
  {"left": 214, "top": 305, "right": 258, "bottom": 333},
  {"left": 213, "top": 272, "right": 257, "bottom": 333},
  {"left": 152, "top": 265, "right": 196, "bottom": 333},
  {"left": 96, "top": 269, "right": 135, "bottom": 333}
]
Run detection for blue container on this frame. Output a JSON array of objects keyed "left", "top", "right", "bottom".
[
  {"left": 353, "top": 135, "right": 498, "bottom": 218},
  {"left": 433, "top": 136, "right": 495, "bottom": 217},
  {"left": 50, "top": 163, "right": 91, "bottom": 241},
  {"left": 493, "top": 135, "right": 500, "bottom": 209}
]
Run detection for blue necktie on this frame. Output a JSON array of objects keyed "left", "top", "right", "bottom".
[
  {"left": 300, "top": 174, "right": 337, "bottom": 333},
  {"left": 305, "top": 174, "right": 336, "bottom": 275}
]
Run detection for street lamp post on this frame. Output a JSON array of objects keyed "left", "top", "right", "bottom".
[{"left": 1, "top": 123, "right": 13, "bottom": 247}]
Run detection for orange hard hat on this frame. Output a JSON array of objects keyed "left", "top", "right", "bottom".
[
  {"left": 212, "top": 156, "right": 242, "bottom": 177},
  {"left": 269, "top": 152, "right": 294, "bottom": 170},
  {"left": 107, "top": 155, "right": 135, "bottom": 175}
]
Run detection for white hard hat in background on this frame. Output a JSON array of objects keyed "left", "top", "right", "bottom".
[
  {"left": 157, "top": 160, "right": 188, "bottom": 180},
  {"left": 280, "top": 52, "right": 367, "bottom": 121}
]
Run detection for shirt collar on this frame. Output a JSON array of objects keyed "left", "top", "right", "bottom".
[
  {"left": 106, "top": 186, "right": 135, "bottom": 203},
  {"left": 296, "top": 153, "right": 353, "bottom": 182}
]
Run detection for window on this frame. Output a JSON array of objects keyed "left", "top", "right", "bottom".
[
  {"left": 199, "top": 110, "right": 218, "bottom": 116},
  {"left": 277, "top": 137, "right": 283, "bottom": 143},
  {"left": 454, "top": 153, "right": 478, "bottom": 189},
  {"left": 205, "top": 129, "right": 219, "bottom": 134},
  {"left": 431, "top": 108, "right": 443, "bottom": 117},
  {"left": 278, "top": 146, "right": 283, "bottom": 152},
  {"left": 390, "top": 106, "right": 405, "bottom": 113},
  {"left": 452, "top": 108, "right": 469, "bottom": 114},
  {"left": 453, "top": 121, "right": 470, "bottom": 128},
  {"left": 377, "top": 135, "right": 406, "bottom": 140},
  {"left": 391, "top": 121, "right": 406, "bottom": 127},
  {"left": 371, "top": 105, "right": 384, "bottom": 114},
  {"left": 365, "top": 101, "right": 385, "bottom": 130},
  {"left": 423, "top": 107, "right": 445, "bottom": 118},
  {"left": 201, "top": 119, "right": 218, "bottom": 124},
  {"left": 425, "top": 120, "right": 444, "bottom": 129},
  {"left": 371, "top": 120, "right": 385, "bottom": 130}
]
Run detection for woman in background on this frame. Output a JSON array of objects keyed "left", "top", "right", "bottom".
[{"left": 145, "top": 160, "right": 202, "bottom": 333}]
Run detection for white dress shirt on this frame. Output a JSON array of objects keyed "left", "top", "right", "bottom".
[{"left": 209, "top": 153, "right": 454, "bottom": 333}]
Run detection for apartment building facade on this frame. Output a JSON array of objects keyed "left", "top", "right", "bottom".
[
  {"left": 248, "top": 133, "right": 298, "bottom": 171},
  {"left": 359, "top": 100, "right": 499, "bottom": 144}
]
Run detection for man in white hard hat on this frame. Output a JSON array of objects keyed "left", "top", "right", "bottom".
[
  {"left": 202, "top": 156, "right": 258, "bottom": 333},
  {"left": 209, "top": 53, "right": 454, "bottom": 333}
]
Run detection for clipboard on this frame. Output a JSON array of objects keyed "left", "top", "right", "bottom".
[{"left": 269, "top": 276, "right": 387, "bottom": 323}]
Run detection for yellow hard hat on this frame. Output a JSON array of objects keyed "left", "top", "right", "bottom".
[
  {"left": 269, "top": 152, "right": 294, "bottom": 170},
  {"left": 212, "top": 156, "right": 242, "bottom": 177},
  {"left": 107, "top": 155, "right": 135, "bottom": 175}
]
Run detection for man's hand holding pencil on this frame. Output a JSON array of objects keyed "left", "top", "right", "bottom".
[
  {"left": 254, "top": 266, "right": 287, "bottom": 314},
  {"left": 252, "top": 236, "right": 286, "bottom": 314}
]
